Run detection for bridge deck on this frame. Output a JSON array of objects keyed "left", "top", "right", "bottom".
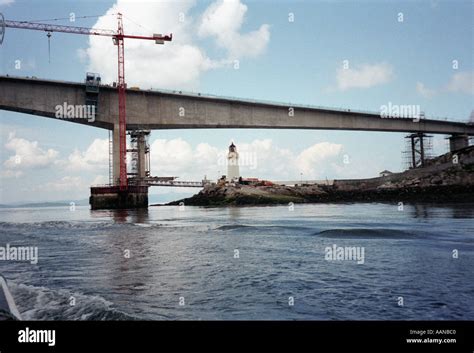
[{"left": 1, "top": 75, "right": 473, "bottom": 136}]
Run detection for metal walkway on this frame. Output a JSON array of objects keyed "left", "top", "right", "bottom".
[{"left": 128, "top": 177, "right": 206, "bottom": 188}]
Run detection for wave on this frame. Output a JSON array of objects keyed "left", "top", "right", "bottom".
[
  {"left": 0, "top": 221, "right": 117, "bottom": 230},
  {"left": 216, "top": 224, "right": 253, "bottom": 231},
  {"left": 0, "top": 221, "right": 166, "bottom": 231},
  {"left": 315, "top": 228, "right": 418, "bottom": 239},
  {"left": 9, "top": 282, "right": 138, "bottom": 321},
  {"left": 215, "top": 224, "right": 311, "bottom": 232}
]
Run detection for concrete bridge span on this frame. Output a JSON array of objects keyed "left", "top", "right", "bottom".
[{"left": 1, "top": 75, "right": 473, "bottom": 136}]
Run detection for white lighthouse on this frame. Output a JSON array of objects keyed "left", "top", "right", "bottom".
[{"left": 227, "top": 142, "right": 240, "bottom": 181}]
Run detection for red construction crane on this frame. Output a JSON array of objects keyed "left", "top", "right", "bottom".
[{"left": 2, "top": 13, "right": 172, "bottom": 190}]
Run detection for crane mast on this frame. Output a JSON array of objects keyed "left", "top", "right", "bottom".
[
  {"left": 2, "top": 13, "right": 172, "bottom": 190},
  {"left": 116, "top": 13, "right": 127, "bottom": 190}
]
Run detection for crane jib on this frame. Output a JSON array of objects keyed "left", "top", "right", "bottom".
[
  {"left": 3, "top": 20, "right": 172, "bottom": 41},
  {"left": 4, "top": 20, "right": 117, "bottom": 36}
]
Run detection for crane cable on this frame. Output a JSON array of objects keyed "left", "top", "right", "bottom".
[
  {"left": 26, "top": 13, "right": 116, "bottom": 64},
  {"left": 122, "top": 14, "right": 152, "bottom": 33},
  {"left": 11, "top": 13, "right": 147, "bottom": 64},
  {"left": 47, "top": 32, "right": 51, "bottom": 63}
]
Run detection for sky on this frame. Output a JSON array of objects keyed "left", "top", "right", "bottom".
[{"left": 0, "top": 0, "right": 473, "bottom": 203}]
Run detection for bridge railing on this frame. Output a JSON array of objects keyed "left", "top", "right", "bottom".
[{"left": 142, "top": 87, "right": 470, "bottom": 123}]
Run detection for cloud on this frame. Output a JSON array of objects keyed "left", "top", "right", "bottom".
[
  {"left": 296, "top": 142, "right": 344, "bottom": 177},
  {"left": 198, "top": 0, "right": 270, "bottom": 59},
  {"left": 3, "top": 133, "right": 59, "bottom": 170},
  {"left": 0, "top": 169, "right": 23, "bottom": 178},
  {"left": 150, "top": 138, "right": 196, "bottom": 175},
  {"left": 2, "top": 135, "right": 109, "bottom": 176},
  {"left": 65, "top": 138, "right": 109, "bottom": 171},
  {"left": 41, "top": 176, "right": 86, "bottom": 193},
  {"left": 0, "top": 0, "right": 15, "bottom": 6},
  {"left": 21, "top": 175, "right": 94, "bottom": 201},
  {"left": 233, "top": 139, "right": 293, "bottom": 178},
  {"left": 336, "top": 63, "right": 394, "bottom": 91},
  {"left": 91, "top": 174, "right": 109, "bottom": 186},
  {"left": 416, "top": 72, "right": 473, "bottom": 98},
  {"left": 446, "top": 71, "right": 474, "bottom": 95},
  {"left": 416, "top": 82, "right": 436, "bottom": 98},
  {"left": 83, "top": 0, "right": 208, "bottom": 89},
  {"left": 150, "top": 138, "right": 225, "bottom": 180},
  {"left": 83, "top": 0, "right": 269, "bottom": 90},
  {"left": 149, "top": 138, "right": 344, "bottom": 181}
]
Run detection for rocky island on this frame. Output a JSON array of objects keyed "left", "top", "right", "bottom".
[{"left": 165, "top": 146, "right": 474, "bottom": 207}]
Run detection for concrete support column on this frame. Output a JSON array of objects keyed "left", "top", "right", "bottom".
[
  {"left": 137, "top": 134, "right": 146, "bottom": 179},
  {"left": 113, "top": 123, "right": 121, "bottom": 185},
  {"left": 449, "top": 134, "right": 469, "bottom": 152}
]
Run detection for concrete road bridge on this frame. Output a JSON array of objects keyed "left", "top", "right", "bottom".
[
  {"left": 1, "top": 76, "right": 473, "bottom": 135},
  {"left": 1, "top": 75, "right": 472, "bottom": 208}
]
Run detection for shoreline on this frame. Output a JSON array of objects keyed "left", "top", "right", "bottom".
[
  {"left": 158, "top": 185, "right": 473, "bottom": 208},
  {"left": 152, "top": 197, "right": 474, "bottom": 208},
  {"left": 160, "top": 146, "right": 474, "bottom": 208}
]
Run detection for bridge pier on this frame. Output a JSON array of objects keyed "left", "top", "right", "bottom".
[
  {"left": 89, "top": 185, "right": 148, "bottom": 210},
  {"left": 448, "top": 134, "right": 469, "bottom": 152},
  {"left": 89, "top": 128, "right": 150, "bottom": 210}
]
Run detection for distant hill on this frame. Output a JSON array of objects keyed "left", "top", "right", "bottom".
[
  {"left": 0, "top": 199, "right": 89, "bottom": 208},
  {"left": 1, "top": 193, "right": 196, "bottom": 208},
  {"left": 149, "top": 192, "right": 196, "bottom": 205}
]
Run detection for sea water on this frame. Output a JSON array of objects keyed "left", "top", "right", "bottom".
[{"left": 0, "top": 202, "right": 473, "bottom": 320}]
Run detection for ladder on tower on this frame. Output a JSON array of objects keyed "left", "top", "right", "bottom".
[{"left": 108, "top": 130, "right": 113, "bottom": 185}]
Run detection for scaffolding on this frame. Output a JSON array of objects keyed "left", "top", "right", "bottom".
[
  {"left": 402, "top": 133, "right": 433, "bottom": 170},
  {"left": 127, "top": 130, "right": 151, "bottom": 181}
]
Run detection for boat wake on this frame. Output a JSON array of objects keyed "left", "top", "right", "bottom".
[{"left": 9, "top": 282, "right": 137, "bottom": 321}]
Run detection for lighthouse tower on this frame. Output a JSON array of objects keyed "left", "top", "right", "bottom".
[{"left": 227, "top": 142, "right": 240, "bottom": 181}]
